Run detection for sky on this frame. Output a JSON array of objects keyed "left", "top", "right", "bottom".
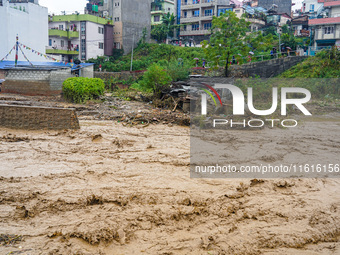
[
  {"left": 38, "top": 0, "right": 304, "bottom": 15},
  {"left": 39, "top": 0, "right": 88, "bottom": 15}
]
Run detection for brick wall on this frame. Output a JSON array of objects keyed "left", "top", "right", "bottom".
[
  {"left": 0, "top": 70, "right": 6, "bottom": 79},
  {"left": 2, "top": 68, "right": 72, "bottom": 96},
  {"left": 2, "top": 80, "right": 54, "bottom": 95},
  {"left": 49, "top": 69, "right": 73, "bottom": 91},
  {"left": 0, "top": 105, "right": 80, "bottom": 130}
]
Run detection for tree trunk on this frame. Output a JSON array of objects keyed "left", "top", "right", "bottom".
[{"left": 225, "top": 53, "right": 230, "bottom": 77}]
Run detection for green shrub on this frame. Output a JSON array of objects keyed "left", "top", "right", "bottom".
[
  {"left": 62, "top": 77, "right": 105, "bottom": 103},
  {"left": 165, "top": 61, "right": 190, "bottom": 81},
  {"left": 131, "top": 63, "right": 172, "bottom": 94}
]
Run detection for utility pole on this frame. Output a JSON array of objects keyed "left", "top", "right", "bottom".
[
  {"left": 277, "top": 27, "right": 282, "bottom": 57},
  {"left": 130, "top": 34, "right": 134, "bottom": 72},
  {"left": 15, "top": 35, "right": 19, "bottom": 67},
  {"left": 279, "top": 32, "right": 281, "bottom": 55}
]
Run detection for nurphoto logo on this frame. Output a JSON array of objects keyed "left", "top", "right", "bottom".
[{"left": 200, "top": 83, "right": 312, "bottom": 128}]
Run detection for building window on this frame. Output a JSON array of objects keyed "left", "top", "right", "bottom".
[
  {"left": 154, "top": 15, "right": 160, "bottom": 22},
  {"left": 99, "top": 42, "right": 104, "bottom": 49},
  {"left": 324, "top": 26, "right": 334, "bottom": 34},
  {"left": 192, "top": 10, "right": 199, "bottom": 17},
  {"left": 203, "top": 22, "right": 212, "bottom": 30},
  {"left": 59, "top": 25, "right": 64, "bottom": 30},
  {"left": 114, "top": 17, "right": 120, "bottom": 21},
  {"left": 81, "top": 22, "right": 86, "bottom": 35},
  {"left": 192, "top": 23, "right": 199, "bottom": 31},
  {"left": 81, "top": 39, "right": 86, "bottom": 50},
  {"left": 61, "top": 40, "right": 64, "bottom": 47},
  {"left": 49, "top": 39, "right": 52, "bottom": 46},
  {"left": 310, "top": 4, "right": 315, "bottom": 12},
  {"left": 113, "top": 42, "right": 120, "bottom": 49},
  {"left": 98, "top": 27, "right": 104, "bottom": 34},
  {"left": 204, "top": 9, "right": 213, "bottom": 16},
  {"left": 114, "top": 2, "right": 119, "bottom": 6},
  {"left": 218, "top": 8, "right": 232, "bottom": 16},
  {"left": 183, "top": 11, "right": 187, "bottom": 18},
  {"left": 80, "top": 21, "right": 86, "bottom": 60},
  {"left": 183, "top": 25, "right": 187, "bottom": 31},
  {"left": 193, "top": 0, "right": 199, "bottom": 4}
]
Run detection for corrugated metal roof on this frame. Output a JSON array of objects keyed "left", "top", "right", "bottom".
[
  {"left": 0, "top": 61, "right": 94, "bottom": 70},
  {"left": 324, "top": 0, "right": 340, "bottom": 7},
  {"left": 309, "top": 16, "right": 340, "bottom": 25}
]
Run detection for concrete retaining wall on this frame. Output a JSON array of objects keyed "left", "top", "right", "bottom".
[
  {"left": 0, "top": 105, "right": 80, "bottom": 130},
  {"left": 229, "top": 56, "right": 308, "bottom": 78},
  {"left": 191, "top": 56, "right": 309, "bottom": 78},
  {"left": 94, "top": 70, "right": 145, "bottom": 81}
]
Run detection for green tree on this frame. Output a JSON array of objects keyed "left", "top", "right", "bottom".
[
  {"left": 151, "top": 13, "right": 178, "bottom": 42},
  {"left": 202, "top": 11, "right": 252, "bottom": 77},
  {"left": 151, "top": 25, "right": 168, "bottom": 42},
  {"left": 138, "top": 27, "right": 148, "bottom": 47}
]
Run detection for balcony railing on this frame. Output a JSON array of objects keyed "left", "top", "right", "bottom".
[
  {"left": 46, "top": 46, "right": 79, "bottom": 55},
  {"left": 49, "top": 29, "right": 79, "bottom": 39}
]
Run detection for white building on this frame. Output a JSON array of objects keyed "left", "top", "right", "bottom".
[
  {"left": 47, "top": 14, "right": 114, "bottom": 62},
  {"left": 0, "top": 0, "right": 49, "bottom": 62},
  {"left": 301, "top": 0, "right": 324, "bottom": 16}
]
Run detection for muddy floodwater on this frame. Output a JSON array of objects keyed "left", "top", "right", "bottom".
[{"left": 0, "top": 118, "right": 340, "bottom": 255}]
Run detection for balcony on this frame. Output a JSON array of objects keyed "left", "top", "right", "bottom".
[
  {"left": 68, "top": 31, "right": 79, "bottom": 38},
  {"left": 180, "top": 28, "right": 211, "bottom": 36},
  {"left": 151, "top": 10, "right": 164, "bottom": 15},
  {"left": 49, "top": 29, "right": 68, "bottom": 38},
  {"left": 180, "top": 16, "right": 201, "bottom": 23},
  {"left": 46, "top": 46, "right": 79, "bottom": 55},
  {"left": 49, "top": 29, "right": 79, "bottom": 39}
]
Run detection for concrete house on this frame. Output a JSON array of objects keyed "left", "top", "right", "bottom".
[
  {"left": 47, "top": 14, "right": 114, "bottom": 62},
  {"left": 309, "top": 0, "right": 340, "bottom": 47},
  {"left": 85, "top": 0, "right": 151, "bottom": 54}
]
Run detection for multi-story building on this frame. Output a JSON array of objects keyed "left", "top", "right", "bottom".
[
  {"left": 257, "top": 0, "right": 292, "bottom": 15},
  {"left": 0, "top": 0, "right": 48, "bottom": 62},
  {"left": 151, "top": 0, "right": 175, "bottom": 25},
  {"left": 266, "top": 12, "right": 292, "bottom": 27},
  {"left": 291, "top": 15, "right": 310, "bottom": 36},
  {"left": 179, "top": 0, "right": 233, "bottom": 44},
  {"left": 301, "top": 0, "right": 324, "bottom": 16},
  {"left": 151, "top": 0, "right": 175, "bottom": 26},
  {"left": 47, "top": 14, "right": 114, "bottom": 62},
  {"left": 85, "top": 0, "right": 151, "bottom": 54},
  {"left": 309, "top": 0, "right": 340, "bottom": 47}
]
